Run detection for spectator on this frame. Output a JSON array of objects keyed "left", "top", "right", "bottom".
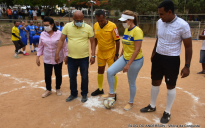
[
  {"left": 28, "top": 8, "right": 33, "bottom": 20},
  {"left": 18, "top": 9, "right": 22, "bottom": 19},
  {"left": 41, "top": 8, "right": 45, "bottom": 20},
  {"left": 7, "top": 7, "right": 12, "bottom": 22},
  {"left": 0, "top": 8, "right": 2, "bottom": 19},
  {"left": 33, "top": 8, "right": 37, "bottom": 21},
  {"left": 13, "top": 8, "right": 18, "bottom": 19}
]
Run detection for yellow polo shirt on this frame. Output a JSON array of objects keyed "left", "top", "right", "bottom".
[
  {"left": 122, "top": 26, "right": 143, "bottom": 60},
  {"left": 11, "top": 26, "right": 20, "bottom": 41},
  {"left": 94, "top": 21, "right": 120, "bottom": 51},
  {"left": 62, "top": 21, "right": 94, "bottom": 59}
]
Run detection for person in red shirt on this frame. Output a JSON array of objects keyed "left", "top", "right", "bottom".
[{"left": 6, "top": 7, "right": 12, "bottom": 22}]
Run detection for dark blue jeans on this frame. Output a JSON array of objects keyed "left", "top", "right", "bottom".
[
  {"left": 8, "top": 15, "right": 12, "bottom": 22},
  {"left": 67, "top": 57, "right": 89, "bottom": 96}
]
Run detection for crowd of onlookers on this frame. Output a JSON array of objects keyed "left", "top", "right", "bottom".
[{"left": 0, "top": 7, "right": 46, "bottom": 21}]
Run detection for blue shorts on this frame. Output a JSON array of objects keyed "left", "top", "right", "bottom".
[
  {"left": 21, "top": 38, "right": 27, "bottom": 45},
  {"left": 33, "top": 35, "right": 40, "bottom": 45},
  {"left": 29, "top": 36, "right": 34, "bottom": 45}
]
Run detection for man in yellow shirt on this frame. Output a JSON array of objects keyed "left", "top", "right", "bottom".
[
  {"left": 91, "top": 10, "right": 120, "bottom": 99},
  {"left": 55, "top": 10, "right": 96, "bottom": 103},
  {"left": 12, "top": 21, "right": 26, "bottom": 58}
]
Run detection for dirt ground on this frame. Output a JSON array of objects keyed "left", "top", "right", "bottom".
[{"left": 0, "top": 38, "right": 204, "bottom": 128}]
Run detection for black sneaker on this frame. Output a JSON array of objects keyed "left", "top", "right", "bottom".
[
  {"left": 91, "top": 88, "right": 104, "bottom": 96},
  {"left": 160, "top": 111, "right": 171, "bottom": 124},
  {"left": 66, "top": 95, "right": 77, "bottom": 102},
  {"left": 81, "top": 95, "right": 87, "bottom": 103},
  {"left": 140, "top": 104, "right": 156, "bottom": 112}
]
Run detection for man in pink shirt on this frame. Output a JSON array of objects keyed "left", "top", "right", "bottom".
[{"left": 36, "top": 17, "right": 68, "bottom": 98}]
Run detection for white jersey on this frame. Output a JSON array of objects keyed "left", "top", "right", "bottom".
[
  {"left": 33, "top": 10, "right": 37, "bottom": 16},
  {"left": 156, "top": 16, "right": 192, "bottom": 56}
]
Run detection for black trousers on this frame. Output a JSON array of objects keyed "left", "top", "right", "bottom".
[{"left": 44, "top": 62, "right": 63, "bottom": 91}]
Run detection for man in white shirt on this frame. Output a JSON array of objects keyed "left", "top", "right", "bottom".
[
  {"left": 198, "top": 30, "right": 205, "bottom": 75},
  {"left": 140, "top": 0, "right": 192, "bottom": 124},
  {"left": 33, "top": 8, "right": 37, "bottom": 21}
]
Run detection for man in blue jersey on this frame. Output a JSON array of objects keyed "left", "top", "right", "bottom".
[
  {"left": 26, "top": 21, "right": 36, "bottom": 52},
  {"left": 60, "top": 22, "right": 64, "bottom": 31},
  {"left": 18, "top": 21, "right": 29, "bottom": 55},
  {"left": 56, "top": 21, "right": 61, "bottom": 30},
  {"left": 59, "top": 22, "right": 67, "bottom": 43},
  {"left": 33, "top": 22, "right": 44, "bottom": 51}
]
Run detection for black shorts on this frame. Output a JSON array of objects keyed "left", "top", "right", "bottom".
[
  {"left": 151, "top": 52, "right": 180, "bottom": 86},
  {"left": 13, "top": 40, "right": 25, "bottom": 53}
]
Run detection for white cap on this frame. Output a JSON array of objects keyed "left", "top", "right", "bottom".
[{"left": 118, "top": 14, "right": 135, "bottom": 21}]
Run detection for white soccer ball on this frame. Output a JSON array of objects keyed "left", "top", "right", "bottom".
[{"left": 103, "top": 98, "right": 115, "bottom": 109}]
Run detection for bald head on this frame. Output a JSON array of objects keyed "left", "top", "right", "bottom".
[{"left": 73, "top": 10, "right": 84, "bottom": 21}]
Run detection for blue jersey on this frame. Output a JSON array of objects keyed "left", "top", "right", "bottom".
[
  {"left": 27, "top": 25, "right": 36, "bottom": 36},
  {"left": 35, "top": 26, "right": 44, "bottom": 34},
  {"left": 18, "top": 25, "right": 27, "bottom": 38},
  {"left": 60, "top": 26, "right": 64, "bottom": 31},
  {"left": 56, "top": 25, "right": 61, "bottom": 30},
  {"left": 29, "top": 10, "right": 33, "bottom": 15},
  {"left": 13, "top": 10, "right": 18, "bottom": 15}
]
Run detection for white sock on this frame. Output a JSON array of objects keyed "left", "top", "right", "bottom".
[
  {"left": 30, "top": 45, "right": 32, "bottom": 50},
  {"left": 15, "top": 53, "right": 18, "bottom": 56},
  {"left": 35, "top": 47, "right": 38, "bottom": 51},
  {"left": 150, "top": 85, "right": 160, "bottom": 108},
  {"left": 23, "top": 51, "right": 26, "bottom": 54},
  {"left": 18, "top": 49, "right": 21, "bottom": 53},
  {"left": 165, "top": 88, "right": 176, "bottom": 114}
]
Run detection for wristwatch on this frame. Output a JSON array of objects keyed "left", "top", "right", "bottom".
[
  {"left": 185, "top": 64, "right": 190, "bottom": 68},
  {"left": 91, "top": 56, "right": 96, "bottom": 58},
  {"left": 115, "top": 54, "right": 119, "bottom": 57}
]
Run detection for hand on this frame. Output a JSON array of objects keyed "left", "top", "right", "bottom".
[
  {"left": 55, "top": 54, "right": 60, "bottom": 64},
  {"left": 90, "top": 57, "right": 95, "bottom": 65},
  {"left": 181, "top": 67, "right": 190, "bottom": 78},
  {"left": 123, "top": 64, "right": 130, "bottom": 73},
  {"left": 64, "top": 56, "right": 68, "bottom": 65},
  {"left": 114, "top": 56, "right": 118, "bottom": 62},
  {"left": 36, "top": 57, "right": 40, "bottom": 66}
]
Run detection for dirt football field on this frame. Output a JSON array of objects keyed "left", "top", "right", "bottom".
[{"left": 0, "top": 38, "right": 204, "bottom": 128}]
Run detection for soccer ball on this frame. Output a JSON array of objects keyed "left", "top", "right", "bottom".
[{"left": 103, "top": 98, "right": 115, "bottom": 109}]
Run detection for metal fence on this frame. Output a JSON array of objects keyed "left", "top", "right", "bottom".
[{"left": 0, "top": 14, "right": 205, "bottom": 46}]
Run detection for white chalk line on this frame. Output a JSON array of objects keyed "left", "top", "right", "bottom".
[{"left": 0, "top": 71, "right": 204, "bottom": 124}]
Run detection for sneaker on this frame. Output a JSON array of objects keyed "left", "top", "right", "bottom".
[
  {"left": 160, "top": 111, "right": 171, "bottom": 124},
  {"left": 140, "top": 104, "right": 156, "bottom": 112},
  {"left": 56, "top": 89, "right": 62, "bottom": 96},
  {"left": 31, "top": 50, "right": 34, "bottom": 53},
  {"left": 91, "top": 88, "right": 104, "bottom": 96},
  {"left": 124, "top": 104, "right": 133, "bottom": 111},
  {"left": 66, "top": 95, "right": 77, "bottom": 102},
  {"left": 42, "top": 90, "right": 52, "bottom": 98},
  {"left": 14, "top": 55, "right": 20, "bottom": 58},
  {"left": 18, "top": 51, "right": 23, "bottom": 54},
  {"left": 102, "top": 93, "right": 117, "bottom": 101},
  {"left": 23, "top": 53, "right": 29, "bottom": 56},
  {"left": 81, "top": 95, "right": 87, "bottom": 103}
]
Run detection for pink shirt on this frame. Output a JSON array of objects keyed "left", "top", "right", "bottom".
[{"left": 37, "top": 30, "right": 68, "bottom": 64}]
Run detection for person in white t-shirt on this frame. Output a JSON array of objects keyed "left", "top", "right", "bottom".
[
  {"left": 33, "top": 8, "right": 37, "bottom": 21},
  {"left": 140, "top": 0, "right": 192, "bottom": 124},
  {"left": 198, "top": 30, "right": 205, "bottom": 74}
]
